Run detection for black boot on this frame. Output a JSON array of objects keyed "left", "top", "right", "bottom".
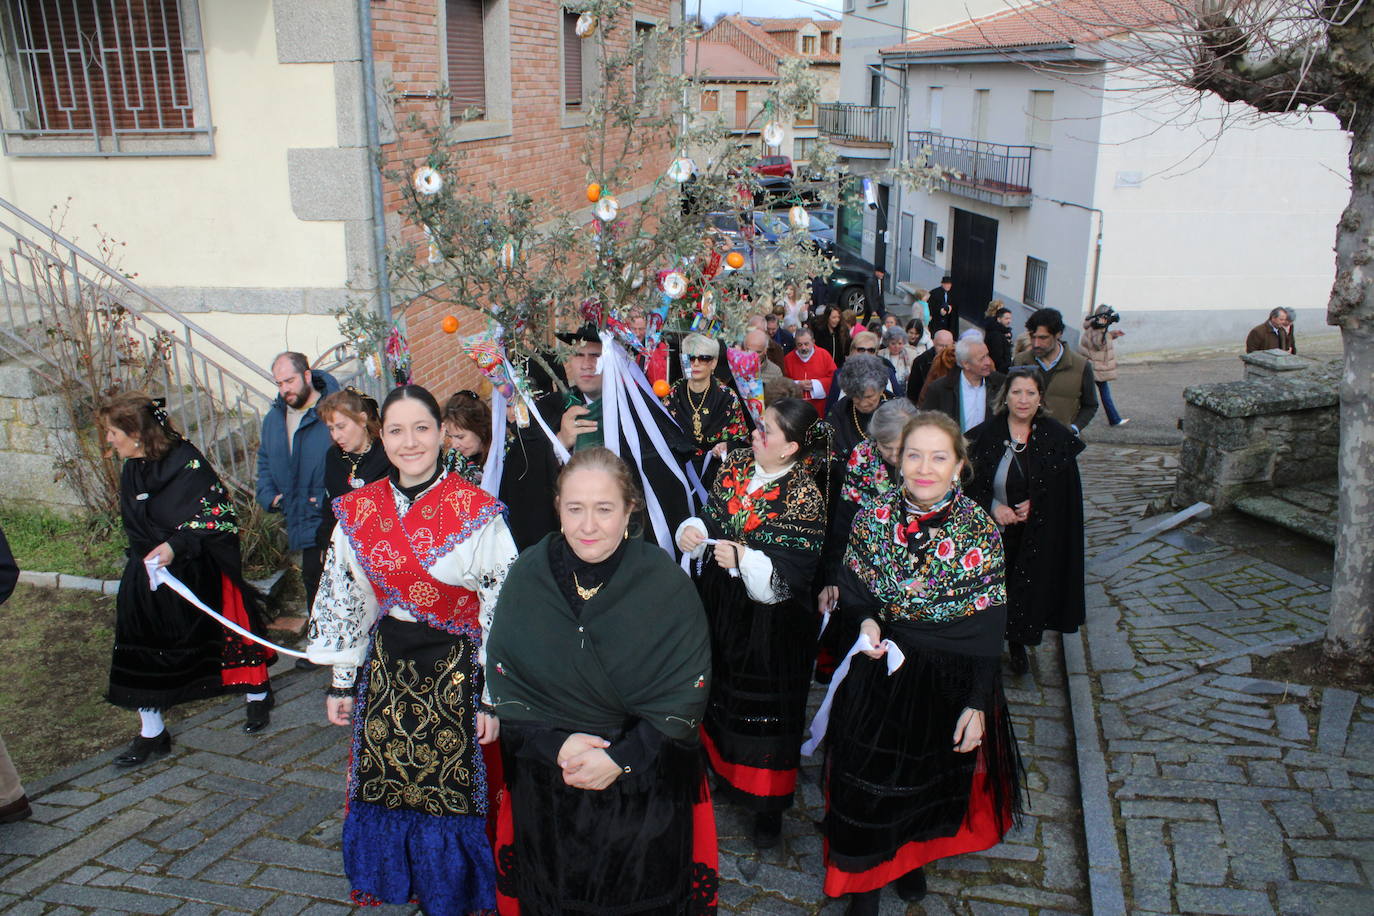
[
  {"left": 113, "top": 730, "right": 171, "bottom": 768},
  {"left": 244, "top": 690, "right": 275, "bottom": 734},
  {"left": 844, "top": 889, "right": 881, "bottom": 916},
  {"left": 1008, "top": 641, "right": 1029, "bottom": 676},
  {"left": 752, "top": 811, "right": 782, "bottom": 849},
  {"left": 895, "top": 866, "right": 927, "bottom": 902}
]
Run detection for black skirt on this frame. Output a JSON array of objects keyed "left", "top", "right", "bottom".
[
  {"left": 496, "top": 731, "right": 715, "bottom": 915},
  {"left": 823, "top": 630, "right": 1022, "bottom": 872},
  {"left": 699, "top": 562, "right": 817, "bottom": 811}
]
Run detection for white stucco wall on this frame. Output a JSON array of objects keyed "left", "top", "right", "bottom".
[
  {"left": 889, "top": 62, "right": 1104, "bottom": 326},
  {"left": 0, "top": 0, "right": 346, "bottom": 293},
  {"left": 1091, "top": 70, "right": 1349, "bottom": 349}
]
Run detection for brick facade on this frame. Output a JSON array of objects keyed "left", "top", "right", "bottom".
[{"left": 371, "top": 0, "right": 675, "bottom": 398}]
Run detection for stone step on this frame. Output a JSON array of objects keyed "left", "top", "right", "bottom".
[{"left": 1232, "top": 489, "right": 1337, "bottom": 546}]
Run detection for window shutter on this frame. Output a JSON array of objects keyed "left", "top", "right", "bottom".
[
  {"left": 563, "top": 11, "right": 582, "bottom": 108},
  {"left": 446, "top": 0, "right": 486, "bottom": 114}
]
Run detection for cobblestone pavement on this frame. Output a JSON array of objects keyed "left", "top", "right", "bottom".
[
  {"left": 1079, "top": 445, "right": 1374, "bottom": 916},
  {"left": 2, "top": 439, "right": 1365, "bottom": 915}
]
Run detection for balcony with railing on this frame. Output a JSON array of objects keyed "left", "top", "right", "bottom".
[
  {"left": 910, "top": 131, "right": 1033, "bottom": 208},
  {"left": 817, "top": 104, "right": 895, "bottom": 156}
]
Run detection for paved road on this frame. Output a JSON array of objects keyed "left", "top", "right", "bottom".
[{"left": 2, "top": 428, "right": 1368, "bottom": 914}]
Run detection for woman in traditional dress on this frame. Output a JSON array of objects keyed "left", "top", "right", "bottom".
[
  {"left": 99, "top": 392, "right": 276, "bottom": 766},
  {"left": 826, "top": 354, "right": 891, "bottom": 463},
  {"left": 664, "top": 333, "right": 750, "bottom": 487},
  {"left": 308, "top": 385, "right": 518, "bottom": 916},
  {"left": 819, "top": 411, "right": 1021, "bottom": 915},
  {"left": 442, "top": 389, "right": 493, "bottom": 485},
  {"left": 676, "top": 398, "right": 827, "bottom": 849},
  {"left": 486, "top": 447, "right": 717, "bottom": 915},
  {"left": 966, "top": 366, "right": 1085, "bottom": 675}
]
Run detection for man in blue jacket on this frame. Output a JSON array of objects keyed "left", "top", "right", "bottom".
[{"left": 256, "top": 352, "right": 338, "bottom": 655}]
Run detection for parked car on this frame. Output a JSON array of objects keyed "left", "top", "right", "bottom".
[
  {"left": 824, "top": 246, "right": 880, "bottom": 313},
  {"left": 751, "top": 210, "right": 836, "bottom": 253},
  {"left": 750, "top": 155, "right": 794, "bottom": 178}
]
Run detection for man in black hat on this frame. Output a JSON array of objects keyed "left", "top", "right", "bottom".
[{"left": 927, "top": 275, "right": 955, "bottom": 335}]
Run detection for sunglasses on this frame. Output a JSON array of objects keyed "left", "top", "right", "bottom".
[
  {"left": 687, "top": 354, "right": 716, "bottom": 363},
  {"left": 853, "top": 346, "right": 877, "bottom": 353}
]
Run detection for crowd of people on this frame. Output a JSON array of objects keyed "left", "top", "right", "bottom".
[{"left": 87, "top": 284, "right": 1106, "bottom": 915}]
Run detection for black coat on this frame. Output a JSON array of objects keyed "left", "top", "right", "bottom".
[
  {"left": 982, "top": 317, "right": 1013, "bottom": 373},
  {"left": 905, "top": 347, "right": 941, "bottom": 408},
  {"left": 927, "top": 287, "right": 955, "bottom": 334},
  {"left": 921, "top": 371, "right": 1006, "bottom": 430},
  {"left": 965, "top": 414, "right": 1085, "bottom": 646}
]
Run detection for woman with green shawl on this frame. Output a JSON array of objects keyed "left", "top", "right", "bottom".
[{"left": 486, "top": 447, "right": 717, "bottom": 915}]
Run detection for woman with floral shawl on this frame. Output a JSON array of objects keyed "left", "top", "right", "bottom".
[{"left": 676, "top": 398, "right": 827, "bottom": 850}]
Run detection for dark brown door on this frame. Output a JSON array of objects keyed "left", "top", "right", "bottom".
[{"left": 951, "top": 208, "right": 998, "bottom": 326}]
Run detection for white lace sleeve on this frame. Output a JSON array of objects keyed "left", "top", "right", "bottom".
[
  {"left": 738, "top": 546, "right": 787, "bottom": 604},
  {"left": 428, "top": 515, "right": 518, "bottom": 705},
  {"left": 307, "top": 525, "right": 380, "bottom": 689}
]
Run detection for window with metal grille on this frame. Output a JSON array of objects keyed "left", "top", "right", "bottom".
[
  {"left": 0, "top": 0, "right": 212, "bottom": 155},
  {"left": 563, "top": 9, "right": 582, "bottom": 109},
  {"left": 447, "top": 0, "right": 485, "bottom": 116},
  {"left": 700, "top": 89, "right": 718, "bottom": 112},
  {"left": 634, "top": 20, "right": 653, "bottom": 101},
  {"left": 922, "top": 220, "right": 937, "bottom": 260},
  {"left": 1024, "top": 256, "right": 1048, "bottom": 307},
  {"left": 793, "top": 136, "right": 815, "bottom": 161}
]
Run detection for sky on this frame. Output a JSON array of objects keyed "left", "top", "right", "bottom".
[{"left": 696, "top": 0, "right": 843, "bottom": 23}]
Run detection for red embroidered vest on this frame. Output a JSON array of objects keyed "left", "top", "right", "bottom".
[{"left": 333, "top": 473, "right": 503, "bottom": 640}]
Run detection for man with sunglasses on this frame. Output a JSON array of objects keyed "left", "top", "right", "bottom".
[{"left": 824, "top": 331, "right": 898, "bottom": 413}]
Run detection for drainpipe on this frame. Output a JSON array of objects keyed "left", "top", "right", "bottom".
[
  {"left": 1046, "top": 197, "right": 1103, "bottom": 317},
  {"left": 358, "top": 0, "right": 394, "bottom": 328}
]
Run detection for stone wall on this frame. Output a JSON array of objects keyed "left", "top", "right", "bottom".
[
  {"left": 0, "top": 364, "right": 84, "bottom": 513},
  {"left": 1172, "top": 351, "right": 1339, "bottom": 509}
]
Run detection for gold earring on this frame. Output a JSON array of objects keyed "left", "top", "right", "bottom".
[{"left": 623, "top": 528, "right": 629, "bottom": 541}]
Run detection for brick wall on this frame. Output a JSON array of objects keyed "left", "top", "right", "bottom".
[{"left": 373, "top": 0, "right": 674, "bottom": 400}]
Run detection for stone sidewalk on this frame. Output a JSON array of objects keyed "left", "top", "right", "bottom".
[{"left": 1, "top": 441, "right": 1368, "bottom": 914}]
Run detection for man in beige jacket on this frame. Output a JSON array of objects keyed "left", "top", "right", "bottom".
[{"left": 1079, "top": 305, "right": 1129, "bottom": 427}]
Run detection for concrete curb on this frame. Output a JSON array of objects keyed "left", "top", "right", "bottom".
[
  {"left": 16, "top": 568, "right": 287, "bottom": 597},
  {"left": 1062, "top": 627, "right": 1129, "bottom": 916}
]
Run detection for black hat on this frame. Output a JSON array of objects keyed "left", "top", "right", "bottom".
[
  {"left": 556, "top": 323, "right": 601, "bottom": 345},
  {"left": 941, "top": 275, "right": 953, "bottom": 284}
]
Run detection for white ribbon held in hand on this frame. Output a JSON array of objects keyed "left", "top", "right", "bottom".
[
  {"left": 801, "top": 632, "right": 905, "bottom": 756},
  {"left": 144, "top": 557, "right": 307, "bottom": 659}
]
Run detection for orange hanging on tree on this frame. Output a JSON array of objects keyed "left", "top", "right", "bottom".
[
  {"left": 441, "top": 315, "right": 460, "bottom": 334},
  {"left": 652, "top": 378, "right": 671, "bottom": 398},
  {"left": 586, "top": 183, "right": 602, "bottom": 202},
  {"left": 725, "top": 251, "right": 745, "bottom": 269}
]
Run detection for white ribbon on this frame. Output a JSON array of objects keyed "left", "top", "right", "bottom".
[
  {"left": 144, "top": 559, "right": 307, "bottom": 659},
  {"left": 801, "top": 632, "right": 905, "bottom": 756},
  {"left": 480, "top": 384, "right": 508, "bottom": 498}
]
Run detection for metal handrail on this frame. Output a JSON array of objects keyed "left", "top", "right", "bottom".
[
  {"left": 0, "top": 195, "right": 279, "bottom": 496},
  {"left": 909, "top": 131, "right": 1033, "bottom": 196}
]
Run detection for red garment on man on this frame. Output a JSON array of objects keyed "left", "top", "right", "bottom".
[{"left": 783, "top": 346, "right": 838, "bottom": 418}]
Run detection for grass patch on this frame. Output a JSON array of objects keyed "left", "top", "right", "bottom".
[
  {"left": 0, "top": 504, "right": 125, "bottom": 580},
  {"left": 0, "top": 584, "right": 220, "bottom": 781}
]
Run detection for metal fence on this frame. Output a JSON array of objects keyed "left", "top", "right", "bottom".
[
  {"left": 910, "top": 131, "right": 1034, "bottom": 207},
  {"left": 817, "top": 103, "right": 895, "bottom": 145},
  {"left": 0, "top": 194, "right": 275, "bottom": 497},
  {"left": 0, "top": 0, "right": 213, "bottom": 155}
]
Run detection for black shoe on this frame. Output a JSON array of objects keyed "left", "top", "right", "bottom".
[
  {"left": 114, "top": 730, "right": 171, "bottom": 768},
  {"left": 895, "top": 866, "right": 927, "bottom": 902},
  {"left": 1009, "top": 642, "right": 1029, "bottom": 676},
  {"left": 752, "top": 811, "right": 782, "bottom": 849},
  {"left": 845, "top": 889, "right": 881, "bottom": 916},
  {"left": 244, "top": 690, "right": 275, "bottom": 734},
  {"left": 0, "top": 793, "right": 32, "bottom": 824}
]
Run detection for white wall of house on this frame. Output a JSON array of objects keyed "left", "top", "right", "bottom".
[
  {"left": 1090, "top": 70, "right": 1348, "bottom": 351},
  {"left": 0, "top": 0, "right": 370, "bottom": 368},
  {"left": 881, "top": 61, "right": 1104, "bottom": 331}
]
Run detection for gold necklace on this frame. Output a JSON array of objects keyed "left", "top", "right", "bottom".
[
  {"left": 572, "top": 571, "right": 602, "bottom": 601},
  {"left": 686, "top": 382, "right": 710, "bottom": 441}
]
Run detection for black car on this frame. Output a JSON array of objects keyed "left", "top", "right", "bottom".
[{"left": 823, "top": 246, "right": 879, "bottom": 313}]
